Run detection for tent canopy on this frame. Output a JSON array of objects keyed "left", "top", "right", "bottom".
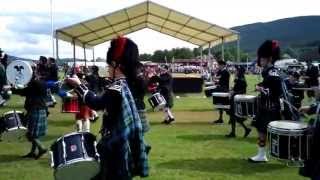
[{"left": 55, "top": 1, "right": 239, "bottom": 49}]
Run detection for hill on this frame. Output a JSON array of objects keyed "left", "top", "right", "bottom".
[{"left": 232, "top": 16, "right": 320, "bottom": 57}]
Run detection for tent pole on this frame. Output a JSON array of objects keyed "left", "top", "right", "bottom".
[
  {"left": 237, "top": 35, "right": 240, "bottom": 62},
  {"left": 221, "top": 37, "right": 225, "bottom": 61},
  {"left": 92, "top": 48, "right": 95, "bottom": 65},
  {"left": 55, "top": 36, "right": 59, "bottom": 61},
  {"left": 83, "top": 45, "right": 87, "bottom": 68},
  {"left": 72, "top": 40, "right": 76, "bottom": 70}
]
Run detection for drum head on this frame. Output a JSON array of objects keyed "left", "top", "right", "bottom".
[
  {"left": 234, "top": 94, "right": 256, "bottom": 101},
  {"left": 212, "top": 92, "right": 230, "bottom": 97},
  {"left": 268, "top": 121, "right": 308, "bottom": 130},
  {"left": 54, "top": 160, "right": 99, "bottom": 180},
  {"left": 6, "top": 60, "right": 33, "bottom": 87}
]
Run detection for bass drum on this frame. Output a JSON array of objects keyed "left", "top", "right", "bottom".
[{"left": 6, "top": 60, "right": 33, "bottom": 88}]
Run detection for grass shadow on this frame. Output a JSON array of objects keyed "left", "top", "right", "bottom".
[
  {"left": 177, "top": 134, "right": 256, "bottom": 144},
  {"left": 0, "top": 154, "right": 26, "bottom": 163},
  {"left": 158, "top": 157, "right": 286, "bottom": 175}
]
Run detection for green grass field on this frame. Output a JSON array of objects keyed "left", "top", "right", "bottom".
[{"left": 0, "top": 75, "right": 308, "bottom": 180}]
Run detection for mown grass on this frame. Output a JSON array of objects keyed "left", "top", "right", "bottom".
[{"left": 0, "top": 74, "right": 308, "bottom": 180}]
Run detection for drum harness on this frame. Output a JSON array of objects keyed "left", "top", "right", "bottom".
[{"left": 279, "top": 71, "right": 301, "bottom": 122}]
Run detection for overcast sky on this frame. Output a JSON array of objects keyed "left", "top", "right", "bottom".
[{"left": 1, "top": 0, "right": 319, "bottom": 60}]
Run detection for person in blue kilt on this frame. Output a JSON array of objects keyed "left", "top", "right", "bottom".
[
  {"left": 67, "top": 36, "right": 149, "bottom": 180},
  {"left": 13, "top": 66, "right": 48, "bottom": 159}
]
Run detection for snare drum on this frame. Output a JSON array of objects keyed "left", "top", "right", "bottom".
[
  {"left": 234, "top": 95, "right": 258, "bottom": 118},
  {"left": 50, "top": 132, "right": 100, "bottom": 180},
  {"left": 212, "top": 92, "right": 230, "bottom": 109},
  {"left": 267, "top": 121, "right": 312, "bottom": 162},
  {"left": 204, "top": 86, "right": 216, "bottom": 97},
  {"left": 0, "top": 110, "right": 27, "bottom": 141},
  {"left": 61, "top": 96, "right": 79, "bottom": 113},
  {"left": 148, "top": 92, "right": 166, "bottom": 111}
]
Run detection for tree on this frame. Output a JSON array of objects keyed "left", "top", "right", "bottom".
[{"left": 139, "top": 53, "right": 152, "bottom": 61}]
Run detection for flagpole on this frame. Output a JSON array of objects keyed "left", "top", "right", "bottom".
[{"left": 50, "top": 0, "right": 55, "bottom": 57}]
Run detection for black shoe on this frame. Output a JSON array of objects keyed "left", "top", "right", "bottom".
[
  {"left": 35, "top": 149, "right": 47, "bottom": 160},
  {"left": 161, "top": 120, "right": 169, "bottom": 124},
  {"left": 145, "top": 145, "right": 152, "bottom": 155},
  {"left": 244, "top": 129, "right": 251, "bottom": 138},
  {"left": 225, "top": 133, "right": 236, "bottom": 138},
  {"left": 22, "top": 152, "right": 36, "bottom": 158},
  {"left": 212, "top": 119, "right": 223, "bottom": 124},
  {"left": 165, "top": 118, "right": 175, "bottom": 124}
]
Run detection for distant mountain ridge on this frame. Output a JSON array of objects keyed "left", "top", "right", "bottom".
[{"left": 231, "top": 16, "right": 320, "bottom": 54}]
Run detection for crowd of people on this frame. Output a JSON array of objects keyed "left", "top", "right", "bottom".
[{"left": 1, "top": 38, "right": 320, "bottom": 179}]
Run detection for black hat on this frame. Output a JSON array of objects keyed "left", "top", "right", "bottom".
[
  {"left": 106, "top": 36, "right": 140, "bottom": 79},
  {"left": 257, "top": 40, "right": 280, "bottom": 66}
]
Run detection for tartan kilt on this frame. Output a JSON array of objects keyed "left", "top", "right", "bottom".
[
  {"left": 26, "top": 109, "right": 48, "bottom": 138},
  {"left": 138, "top": 110, "right": 150, "bottom": 133}
]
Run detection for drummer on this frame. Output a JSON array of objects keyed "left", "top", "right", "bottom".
[
  {"left": 283, "top": 71, "right": 304, "bottom": 120},
  {"left": 66, "top": 36, "right": 148, "bottom": 179},
  {"left": 303, "top": 59, "right": 319, "bottom": 98},
  {"left": 225, "top": 66, "right": 251, "bottom": 138},
  {"left": 248, "top": 40, "right": 283, "bottom": 163},
  {"left": 149, "top": 64, "right": 175, "bottom": 124},
  {"left": 212, "top": 60, "right": 230, "bottom": 124},
  {"left": 12, "top": 66, "right": 48, "bottom": 159},
  {"left": 299, "top": 101, "right": 320, "bottom": 179}
]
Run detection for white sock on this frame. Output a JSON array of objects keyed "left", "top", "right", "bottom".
[
  {"left": 83, "top": 119, "right": 90, "bottom": 132},
  {"left": 76, "top": 120, "right": 82, "bottom": 132},
  {"left": 165, "top": 107, "right": 174, "bottom": 119}
]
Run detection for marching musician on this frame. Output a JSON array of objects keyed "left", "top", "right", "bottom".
[
  {"left": 149, "top": 64, "right": 175, "bottom": 124},
  {"left": 130, "top": 62, "right": 151, "bottom": 153},
  {"left": 66, "top": 37, "right": 148, "bottom": 179},
  {"left": 13, "top": 65, "right": 48, "bottom": 159},
  {"left": 299, "top": 100, "right": 320, "bottom": 180},
  {"left": 225, "top": 66, "right": 251, "bottom": 138},
  {"left": 248, "top": 40, "right": 283, "bottom": 163},
  {"left": 303, "top": 59, "right": 319, "bottom": 98},
  {"left": 73, "top": 66, "right": 92, "bottom": 132},
  {"left": 212, "top": 60, "right": 230, "bottom": 124}
]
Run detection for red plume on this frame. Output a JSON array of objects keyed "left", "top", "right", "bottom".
[{"left": 112, "top": 36, "right": 127, "bottom": 62}]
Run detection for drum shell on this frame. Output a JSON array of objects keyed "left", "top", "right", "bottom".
[
  {"left": 148, "top": 93, "right": 166, "bottom": 110},
  {"left": 50, "top": 132, "right": 98, "bottom": 169},
  {"left": 61, "top": 97, "right": 79, "bottom": 113},
  {"left": 267, "top": 121, "right": 312, "bottom": 161},
  {"left": 0, "top": 111, "right": 27, "bottom": 141},
  {"left": 212, "top": 93, "right": 230, "bottom": 105},
  {"left": 1, "top": 111, "right": 25, "bottom": 131},
  {"left": 204, "top": 86, "right": 216, "bottom": 97},
  {"left": 234, "top": 95, "right": 258, "bottom": 118}
]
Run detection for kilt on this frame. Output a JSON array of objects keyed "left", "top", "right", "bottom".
[
  {"left": 75, "top": 104, "right": 92, "bottom": 120},
  {"left": 26, "top": 109, "right": 48, "bottom": 138},
  {"left": 254, "top": 108, "right": 281, "bottom": 134},
  {"left": 138, "top": 110, "right": 150, "bottom": 133}
]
